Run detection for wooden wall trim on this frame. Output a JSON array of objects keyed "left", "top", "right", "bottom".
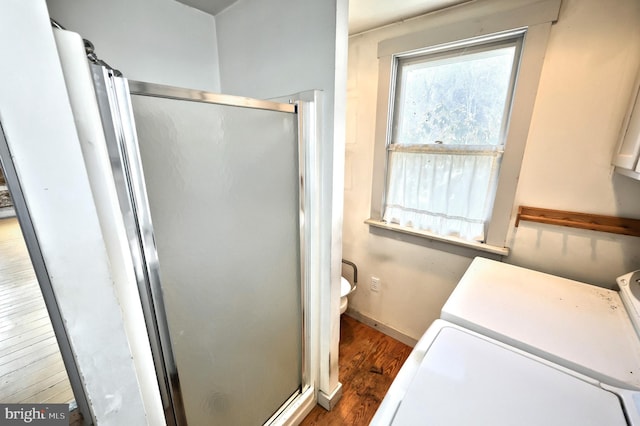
[{"left": 515, "top": 206, "right": 640, "bottom": 237}]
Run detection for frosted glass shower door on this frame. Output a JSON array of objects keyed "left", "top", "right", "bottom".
[{"left": 130, "top": 95, "right": 302, "bottom": 426}]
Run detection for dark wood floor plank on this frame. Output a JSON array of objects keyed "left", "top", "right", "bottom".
[
  {"left": 301, "top": 315, "right": 413, "bottom": 426},
  {"left": 69, "top": 410, "right": 84, "bottom": 426}
]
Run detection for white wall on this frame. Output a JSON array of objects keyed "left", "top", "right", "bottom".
[
  {"left": 506, "top": 0, "right": 640, "bottom": 283},
  {"left": 0, "top": 1, "right": 149, "bottom": 424},
  {"left": 46, "top": 0, "right": 221, "bottom": 91},
  {"left": 215, "top": 0, "right": 349, "bottom": 405},
  {"left": 344, "top": 0, "right": 640, "bottom": 342}
]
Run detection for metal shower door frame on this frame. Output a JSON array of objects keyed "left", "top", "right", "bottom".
[{"left": 91, "top": 66, "right": 319, "bottom": 426}]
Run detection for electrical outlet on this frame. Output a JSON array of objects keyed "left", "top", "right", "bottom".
[{"left": 371, "top": 276, "right": 380, "bottom": 292}]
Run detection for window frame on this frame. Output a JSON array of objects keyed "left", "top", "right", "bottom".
[
  {"left": 385, "top": 35, "right": 523, "bottom": 242},
  {"left": 368, "top": 0, "right": 561, "bottom": 255}
]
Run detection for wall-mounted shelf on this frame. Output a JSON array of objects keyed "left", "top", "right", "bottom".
[{"left": 515, "top": 206, "right": 640, "bottom": 237}]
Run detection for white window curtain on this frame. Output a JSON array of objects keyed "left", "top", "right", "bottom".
[{"left": 383, "top": 149, "right": 502, "bottom": 241}]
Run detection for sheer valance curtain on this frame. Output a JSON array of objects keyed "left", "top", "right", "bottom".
[{"left": 383, "top": 148, "right": 502, "bottom": 241}]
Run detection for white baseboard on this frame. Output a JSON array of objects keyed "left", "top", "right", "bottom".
[
  {"left": 317, "top": 382, "right": 343, "bottom": 411},
  {"left": 345, "top": 309, "right": 418, "bottom": 347}
]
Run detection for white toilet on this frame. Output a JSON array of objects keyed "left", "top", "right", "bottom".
[
  {"left": 340, "top": 260, "right": 357, "bottom": 314},
  {"left": 340, "top": 277, "right": 352, "bottom": 314}
]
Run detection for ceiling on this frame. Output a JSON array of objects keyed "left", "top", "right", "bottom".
[
  {"left": 176, "top": 0, "right": 238, "bottom": 16},
  {"left": 348, "top": 0, "right": 469, "bottom": 34},
  {"left": 176, "top": 0, "right": 470, "bottom": 34}
]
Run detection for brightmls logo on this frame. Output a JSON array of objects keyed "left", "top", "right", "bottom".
[
  {"left": 0, "top": 405, "right": 66, "bottom": 426},
  {"left": 4, "top": 407, "right": 45, "bottom": 423}
]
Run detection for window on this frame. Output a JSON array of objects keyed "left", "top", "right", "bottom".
[
  {"left": 383, "top": 37, "right": 522, "bottom": 242},
  {"left": 368, "top": 0, "right": 561, "bottom": 254}
]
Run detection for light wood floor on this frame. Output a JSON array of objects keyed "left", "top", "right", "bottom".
[
  {"left": 0, "top": 217, "right": 74, "bottom": 404},
  {"left": 301, "top": 315, "right": 413, "bottom": 426}
]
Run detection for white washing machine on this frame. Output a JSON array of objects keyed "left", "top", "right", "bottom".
[
  {"left": 372, "top": 259, "right": 640, "bottom": 425},
  {"left": 371, "top": 320, "right": 635, "bottom": 425},
  {"left": 441, "top": 258, "right": 640, "bottom": 390}
]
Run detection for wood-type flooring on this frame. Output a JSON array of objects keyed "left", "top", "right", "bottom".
[
  {"left": 0, "top": 217, "right": 74, "bottom": 405},
  {"left": 301, "top": 315, "right": 413, "bottom": 426}
]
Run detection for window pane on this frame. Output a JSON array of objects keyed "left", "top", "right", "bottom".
[
  {"left": 384, "top": 38, "right": 521, "bottom": 242},
  {"left": 393, "top": 46, "right": 516, "bottom": 146}
]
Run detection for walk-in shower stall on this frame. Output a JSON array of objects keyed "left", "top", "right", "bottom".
[{"left": 91, "top": 66, "right": 320, "bottom": 425}]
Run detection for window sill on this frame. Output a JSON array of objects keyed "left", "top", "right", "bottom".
[{"left": 365, "top": 219, "right": 509, "bottom": 256}]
